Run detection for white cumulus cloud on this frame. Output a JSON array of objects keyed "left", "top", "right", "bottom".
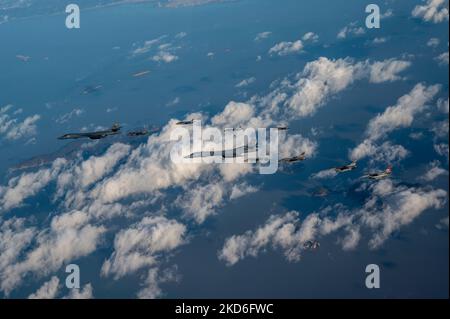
[{"left": 412, "top": 0, "right": 449, "bottom": 23}]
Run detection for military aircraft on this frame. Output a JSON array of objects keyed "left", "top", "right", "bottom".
[
  {"left": 58, "top": 123, "right": 121, "bottom": 140},
  {"left": 185, "top": 144, "right": 258, "bottom": 159},
  {"left": 335, "top": 160, "right": 357, "bottom": 173},
  {"left": 176, "top": 119, "right": 194, "bottom": 125},
  {"left": 279, "top": 152, "right": 306, "bottom": 163},
  {"left": 303, "top": 240, "right": 320, "bottom": 250},
  {"left": 127, "top": 126, "right": 160, "bottom": 137},
  {"left": 363, "top": 165, "right": 392, "bottom": 180},
  {"left": 127, "top": 129, "right": 150, "bottom": 137}
]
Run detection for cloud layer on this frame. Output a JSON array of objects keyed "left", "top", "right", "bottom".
[
  {"left": 219, "top": 180, "right": 447, "bottom": 265},
  {"left": 412, "top": 0, "right": 449, "bottom": 23}
]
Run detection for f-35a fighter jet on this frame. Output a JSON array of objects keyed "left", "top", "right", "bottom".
[
  {"left": 335, "top": 161, "right": 357, "bottom": 173},
  {"left": 58, "top": 123, "right": 121, "bottom": 140}
]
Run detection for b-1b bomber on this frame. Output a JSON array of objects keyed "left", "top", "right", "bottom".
[{"left": 58, "top": 123, "right": 121, "bottom": 140}]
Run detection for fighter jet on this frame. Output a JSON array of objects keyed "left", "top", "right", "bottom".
[
  {"left": 58, "top": 123, "right": 121, "bottom": 140},
  {"left": 363, "top": 165, "right": 392, "bottom": 180},
  {"left": 176, "top": 119, "right": 194, "bottom": 125},
  {"left": 185, "top": 144, "right": 258, "bottom": 160},
  {"left": 335, "top": 161, "right": 357, "bottom": 173},
  {"left": 127, "top": 126, "right": 160, "bottom": 137},
  {"left": 279, "top": 152, "right": 306, "bottom": 163},
  {"left": 303, "top": 240, "right": 320, "bottom": 250},
  {"left": 127, "top": 129, "right": 150, "bottom": 137}
]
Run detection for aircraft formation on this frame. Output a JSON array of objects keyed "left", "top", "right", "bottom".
[
  {"left": 334, "top": 160, "right": 392, "bottom": 180},
  {"left": 52, "top": 122, "right": 395, "bottom": 253},
  {"left": 57, "top": 122, "right": 393, "bottom": 181}
]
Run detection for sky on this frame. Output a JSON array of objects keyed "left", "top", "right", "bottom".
[{"left": 0, "top": 0, "right": 449, "bottom": 299}]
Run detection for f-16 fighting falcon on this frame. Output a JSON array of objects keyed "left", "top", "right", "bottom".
[
  {"left": 58, "top": 123, "right": 122, "bottom": 140},
  {"left": 279, "top": 152, "right": 306, "bottom": 163},
  {"left": 363, "top": 165, "right": 393, "bottom": 180},
  {"left": 335, "top": 161, "right": 357, "bottom": 173}
]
